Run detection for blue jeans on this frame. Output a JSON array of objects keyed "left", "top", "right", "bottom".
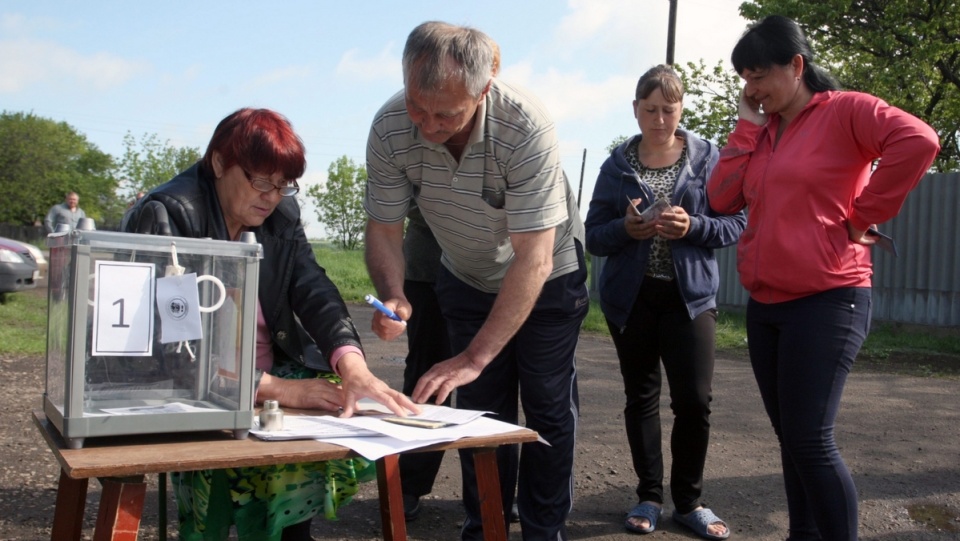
[{"left": 747, "top": 288, "right": 871, "bottom": 541}]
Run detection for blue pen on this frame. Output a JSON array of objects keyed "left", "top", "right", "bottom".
[{"left": 365, "top": 294, "right": 406, "bottom": 324}]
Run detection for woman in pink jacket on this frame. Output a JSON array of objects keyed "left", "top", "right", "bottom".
[{"left": 707, "top": 15, "right": 939, "bottom": 541}]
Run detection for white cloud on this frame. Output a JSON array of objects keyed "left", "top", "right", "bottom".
[
  {"left": 0, "top": 12, "right": 65, "bottom": 35},
  {"left": 0, "top": 38, "right": 147, "bottom": 93},
  {"left": 160, "top": 64, "right": 203, "bottom": 86},
  {"left": 555, "top": 0, "right": 619, "bottom": 41},
  {"left": 554, "top": 0, "right": 663, "bottom": 56},
  {"left": 335, "top": 44, "right": 401, "bottom": 82},
  {"left": 0, "top": 13, "right": 27, "bottom": 33},
  {"left": 245, "top": 65, "right": 313, "bottom": 90},
  {"left": 502, "top": 62, "right": 633, "bottom": 124}
]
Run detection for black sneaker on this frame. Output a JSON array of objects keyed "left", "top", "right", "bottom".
[{"left": 403, "top": 493, "right": 422, "bottom": 521}]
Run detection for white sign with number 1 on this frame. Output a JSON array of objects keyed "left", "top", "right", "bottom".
[{"left": 92, "top": 261, "right": 155, "bottom": 356}]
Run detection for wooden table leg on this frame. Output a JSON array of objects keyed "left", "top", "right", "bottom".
[
  {"left": 473, "top": 447, "right": 506, "bottom": 541},
  {"left": 93, "top": 476, "right": 146, "bottom": 541},
  {"left": 158, "top": 472, "right": 167, "bottom": 541},
  {"left": 51, "top": 469, "right": 88, "bottom": 541},
  {"left": 376, "top": 455, "right": 407, "bottom": 541}
]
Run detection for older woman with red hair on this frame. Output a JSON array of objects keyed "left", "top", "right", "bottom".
[{"left": 123, "top": 108, "right": 417, "bottom": 541}]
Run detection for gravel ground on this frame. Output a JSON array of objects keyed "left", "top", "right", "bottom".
[{"left": 1, "top": 292, "right": 958, "bottom": 540}]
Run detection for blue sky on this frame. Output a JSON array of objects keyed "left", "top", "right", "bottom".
[{"left": 1, "top": 0, "right": 748, "bottom": 238}]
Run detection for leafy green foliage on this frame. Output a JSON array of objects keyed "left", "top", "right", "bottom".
[
  {"left": 306, "top": 156, "right": 367, "bottom": 250},
  {"left": 737, "top": 0, "right": 960, "bottom": 171},
  {"left": 606, "top": 135, "right": 630, "bottom": 154},
  {"left": 311, "top": 244, "right": 370, "bottom": 302},
  {"left": 0, "top": 111, "right": 117, "bottom": 226},
  {"left": 117, "top": 131, "right": 201, "bottom": 198},
  {"left": 672, "top": 2, "right": 959, "bottom": 169},
  {"left": 676, "top": 60, "right": 741, "bottom": 149},
  {"left": 605, "top": 60, "right": 741, "bottom": 152}
]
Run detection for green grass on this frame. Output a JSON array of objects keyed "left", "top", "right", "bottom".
[
  {"left": 715, "top": 310, "right": 749, "bottom": 352},
  {"left": 311, "top": 245, "right": 959, "bottom": 373},
  {"left": 0, "top": 290, "right": 48, "bottom": 355},
  {"left": 1, "top": 245, "right": 957, "bottom": 377},
  {"left": 864, "top": 321, "right": 960, "bottom": 355},
  {"left": 314, "top": 245, "right": 370, "bottom": 303}
]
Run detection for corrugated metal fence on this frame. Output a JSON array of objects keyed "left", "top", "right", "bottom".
[
  {"left": 591, "top": 172, "right": 960, "bottom": 327},
  {"left": 0, "top": 224, "right": 45, "bottom": 246}
]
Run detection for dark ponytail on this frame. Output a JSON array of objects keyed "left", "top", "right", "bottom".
[{"left": 731, "top": 15, "right": 840, "bottom": 93}]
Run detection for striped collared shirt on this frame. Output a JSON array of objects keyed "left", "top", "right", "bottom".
[{"left": 366, "top": 79, "right": 583, "bottom": 293}]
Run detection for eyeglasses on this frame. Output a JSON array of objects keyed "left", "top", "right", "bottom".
[{"left": 240, "top": 167, "right": 300, "bottom": 197}]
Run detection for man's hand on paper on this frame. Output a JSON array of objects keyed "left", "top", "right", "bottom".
[{"left": 412, "top": 351, "right": 484, "bottom": 405}]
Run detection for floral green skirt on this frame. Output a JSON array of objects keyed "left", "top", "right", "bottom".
[{"left": 173, "top": 368, "right": 376, "bottom": 541}]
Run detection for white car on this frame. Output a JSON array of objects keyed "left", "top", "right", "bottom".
[
  {"left": 0, "top": 236, "right": 40, "bottom": 298},
  {"left": 14, "top": 239, "right": 48, "bottom": 279}
]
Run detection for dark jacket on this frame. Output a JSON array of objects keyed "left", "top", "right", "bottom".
[
  {"left": 584, "top": 130, "right": 746, "bottom": 331},
  {"left": 121, "top": 163, "right": 362, "bottom": 373}
]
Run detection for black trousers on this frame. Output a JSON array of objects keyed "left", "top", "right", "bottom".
[
  {"left": 437, "top": 260, "right": 588, "bottom": 541},
  {"left": 747, "top": 288, "right": 870, "bottom": 541},
  {"left": 399, "top": 279, "right": 452, "bottom": 497},
  {"left": 606, "top": 277, "right": 716, "bottom": 514}
]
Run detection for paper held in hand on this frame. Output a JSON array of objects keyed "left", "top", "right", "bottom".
[{"left": 639, "top": 197, "right": 671, "bottom": 222}]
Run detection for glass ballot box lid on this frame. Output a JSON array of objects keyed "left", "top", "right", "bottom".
[{"left": 43, "top": 228, "right": 261, "bottom": 449}]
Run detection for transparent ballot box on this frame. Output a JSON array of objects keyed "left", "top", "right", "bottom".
[{"left": 43, "top": 228, "right": 261, "bottom": 449}]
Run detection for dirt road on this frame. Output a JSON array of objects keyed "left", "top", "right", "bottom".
[{"left": 2, "top": 301, "right": 958, "bottom": 540}]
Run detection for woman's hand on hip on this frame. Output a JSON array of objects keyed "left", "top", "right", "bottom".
[{"left": 847, "top": 221, "right": 876, "bottom": 246}]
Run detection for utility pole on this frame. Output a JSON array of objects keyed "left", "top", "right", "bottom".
[
  {"left": 577, "top": 148, "right": 587, "bottom": 209},
  {"left": 666, "top": 0, "right": 678, "bottom": 65}
]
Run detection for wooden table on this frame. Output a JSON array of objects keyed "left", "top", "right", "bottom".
[{"left": 33, "top": 411, "right": 538, "bottom": 541}]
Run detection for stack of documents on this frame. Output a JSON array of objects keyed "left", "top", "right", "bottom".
[{"left": 250, "top": 400, "right": 533, "bottom": 460}]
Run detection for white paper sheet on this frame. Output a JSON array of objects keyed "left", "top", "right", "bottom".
[
  {"left": 321, "top": 416, "right": 533, "bottom": 460},
  {"left": 246, "top": 398, "right": 537, "bottom": 460},
  {"left": 100, "top": 402, "right": 219, "bottom": 415},
  {"left": 250, "top": 415, "right": 379, "bottom": 440}
]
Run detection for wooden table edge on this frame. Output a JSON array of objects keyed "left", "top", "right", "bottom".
[{"left": 33, "top": 410, "right": 539, "bottom": 479}]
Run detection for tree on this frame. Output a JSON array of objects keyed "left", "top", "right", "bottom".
[
  {"left": 606, "top": 135, "right": 630, "bottom": 154},
  {"left": 675, "top": 1, "right": 960, "bottom": 170},
  {"left": 0, "top": 111, "right": 118, "bottom": 226},
  {"left": 117, "top": 131, "right": 201, "bottom": 200},
  {"left": 307, "top": 156, "right": 367, "bottom": 250},
  {"left": 676, "top": 60, "right": 741, "bottom": 149},
  {"left": 740, "top": 0, "right": 959, "bottom": 170},
  {"left": 605, "top": 60, "right": 740, "bottom": 153}
]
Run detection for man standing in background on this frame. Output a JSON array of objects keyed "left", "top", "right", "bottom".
[{"left": 44, "top": 191, "right": 85, "bottom": 233}]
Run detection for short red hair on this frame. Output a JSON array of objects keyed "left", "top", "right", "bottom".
[{"left": 201, "top": 108, "right": 306, "bottom": 180}]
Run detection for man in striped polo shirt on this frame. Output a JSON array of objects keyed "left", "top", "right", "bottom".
[{"left": 364, "top": 21, "right": 589, "bottom": 541}]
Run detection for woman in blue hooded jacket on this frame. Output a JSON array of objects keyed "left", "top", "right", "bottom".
[{"left": 584, "top": 65, "right": 744, "bottom": 539}]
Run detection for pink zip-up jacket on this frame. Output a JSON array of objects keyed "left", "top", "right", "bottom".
[{"left": 707, "top": 90, "right": 940, "bottom": 304}]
